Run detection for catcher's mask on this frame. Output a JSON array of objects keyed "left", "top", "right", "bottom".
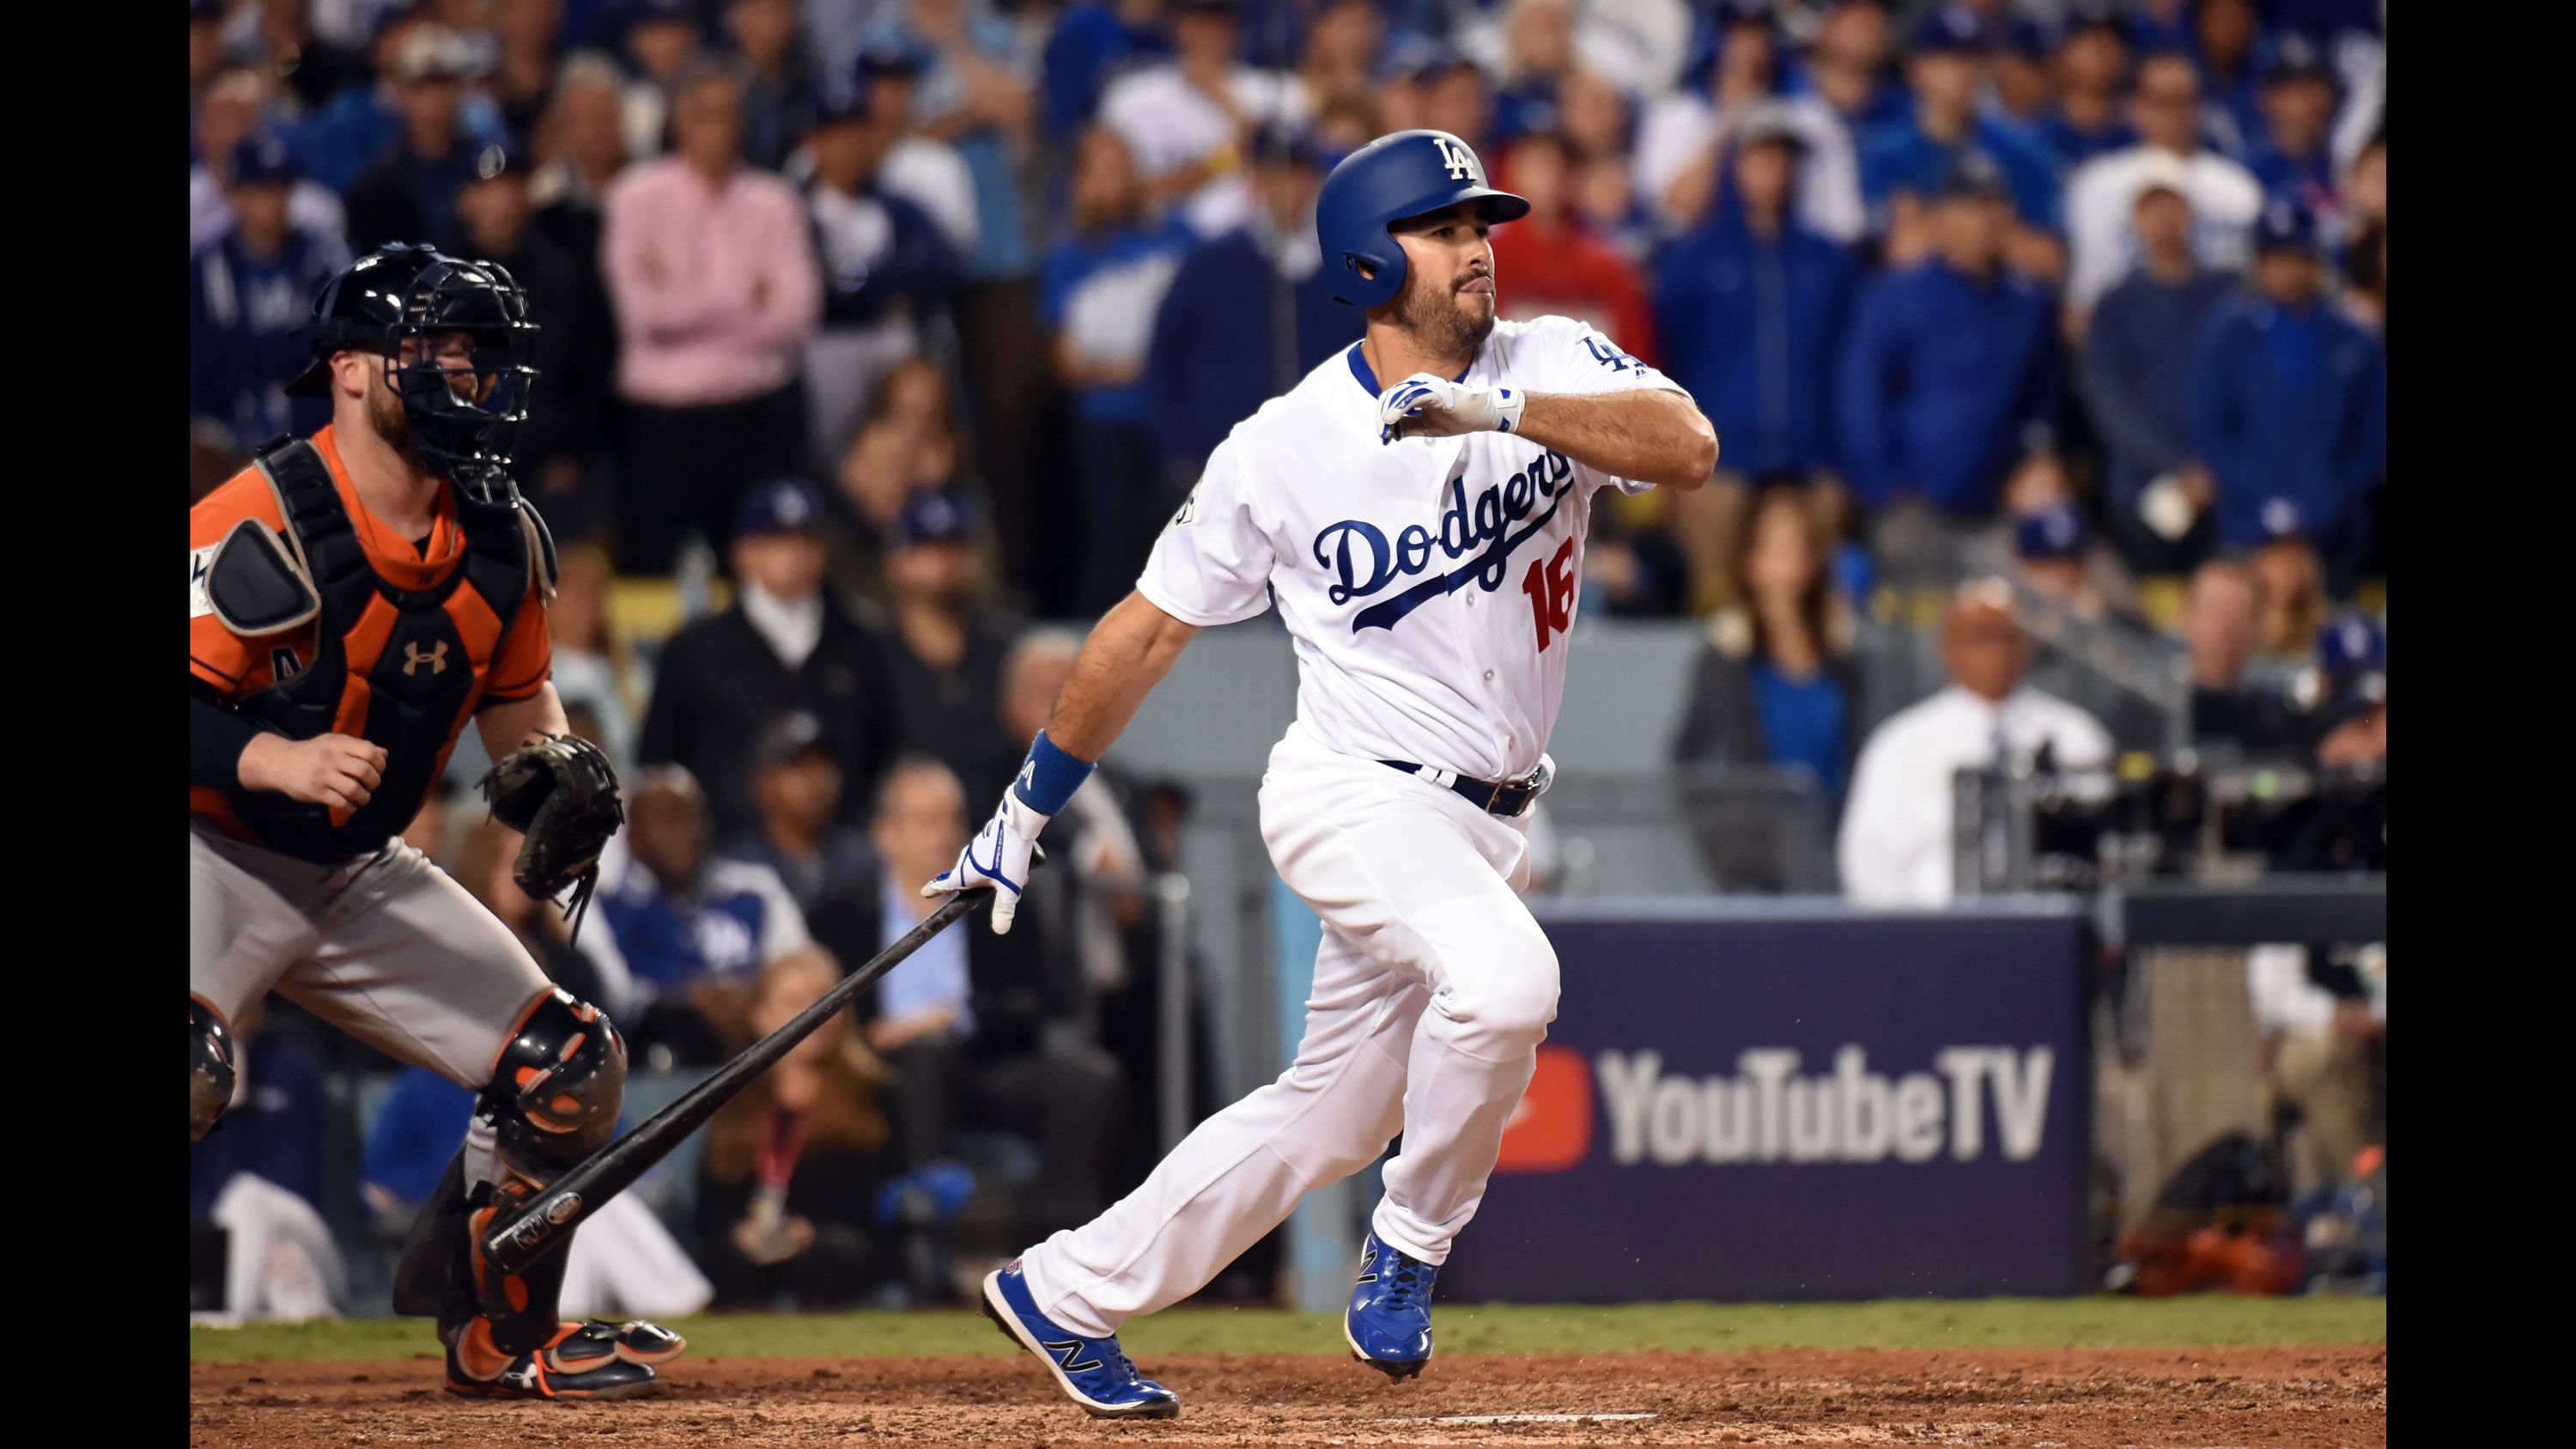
[{"left": 288, "top": 242, "right": 538, "bottom": 498}]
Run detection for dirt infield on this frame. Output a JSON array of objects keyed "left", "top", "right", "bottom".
[{"left": 189, "top": 1345, "right": 2385, "bottom": 1446}]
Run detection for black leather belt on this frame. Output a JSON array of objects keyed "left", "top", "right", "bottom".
[{"left": 1378, "top": 759, "right": 1544, "bottom": 818}]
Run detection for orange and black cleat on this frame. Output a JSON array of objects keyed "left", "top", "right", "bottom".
[{"left": 445, "top": 1318, "right": 672, "bottom": 1401}]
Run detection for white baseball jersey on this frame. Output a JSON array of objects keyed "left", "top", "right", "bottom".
[{"left": 1138, "top": 314, "right": 1688, "bottom": 782}]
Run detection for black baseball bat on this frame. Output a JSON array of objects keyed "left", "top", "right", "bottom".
[{"left": 480, "top": 889, "right": 990, "bottom": 1275}]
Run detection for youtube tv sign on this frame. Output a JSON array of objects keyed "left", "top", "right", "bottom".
[{"left": 1446, "top": 904, "right": 2091, "bottom": 1303}]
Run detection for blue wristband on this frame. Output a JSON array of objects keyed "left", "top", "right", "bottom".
[{"left": 1012, "top": 729, "right": 1097, "bottom": 817}]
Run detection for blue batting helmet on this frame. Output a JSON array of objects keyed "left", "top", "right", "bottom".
[{"left": 1315, "top": 129, "right": 1529, "bottom": 309}]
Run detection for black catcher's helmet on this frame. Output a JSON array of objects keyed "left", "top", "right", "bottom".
[{"left": 287, "top": 243, "right": 538, "bottom": 495}]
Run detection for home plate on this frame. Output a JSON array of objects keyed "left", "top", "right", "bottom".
[{"left": 1427, "top": 1413, "right": 1661, "bottom": 1424}]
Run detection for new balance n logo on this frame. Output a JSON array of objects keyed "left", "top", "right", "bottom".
[
  {"left": 404, "top": 641, "right": 450, "bottom": 677},
  {"left": 1042, "top": 1338, "right": 1103, "bottom": 1373}
]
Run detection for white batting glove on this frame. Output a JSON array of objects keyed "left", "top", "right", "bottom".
[
  {"left": 1377, "top": 373, "right": 1528, "bottom": 445},
  {"left": 923, "top": 794, "right": 1048, "bottom": 934}
]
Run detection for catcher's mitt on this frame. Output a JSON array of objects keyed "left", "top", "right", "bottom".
[{"left": 480, "top": 732, "right": 624, "bottom": 943}]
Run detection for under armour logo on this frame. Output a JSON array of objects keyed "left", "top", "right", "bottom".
[
  {"left": 404, "top": 641, "right": 450, "bottom": 677},
  {"left": 1431, "top": 135, "right": 1475, "bottom": 181}
]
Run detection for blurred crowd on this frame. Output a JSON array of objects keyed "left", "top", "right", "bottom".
[{"left": 188, "top": 0, "right": 2388, "bottom": 1320}]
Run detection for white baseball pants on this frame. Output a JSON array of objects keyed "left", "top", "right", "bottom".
[{"left": 1019, "top": 721, "right": 1558, "bottom": 1337}]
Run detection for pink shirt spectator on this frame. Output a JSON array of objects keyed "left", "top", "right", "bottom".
[{"left": 603, "top": 157, "right": 823, "bottom": 408}]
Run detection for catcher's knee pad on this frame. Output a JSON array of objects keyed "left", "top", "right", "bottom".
[
  {"left": 190, "top": 996, "right": 236, "bottom": 1142},
  {"left": 483, "top": 988, "right": 627, "bottom": 1177}
]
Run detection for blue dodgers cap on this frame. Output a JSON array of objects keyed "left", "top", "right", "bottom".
[
  {"left": 1911, "top": 4, "right": 1999, "bottom": 56},
  {"left": 228, "top": 131, "right": 301, "bottom": 187},
  {"left": 2256, "top": 198, "right": 2320, "bottom": 253},
  {"left": 2014, "top": 503, "right": 2090, "bottom": 562},
  {"left": 2316, "top": 612, "right": 2387, "bottom": 677},
  {"left": 736, "top": 478, "right": 827, "bottom": 539},
  {"left": 1935, "top": 149, "right": 2011, "bottom": 202},
  {"left": 467, "top": 130, "right": 532, "bottom": 182},
  {"left": 2262, "top": 33, "right": 2338, "bottom": 86},
  {"left": 890, "top": 489, "right": 974, "bottom": 549}
]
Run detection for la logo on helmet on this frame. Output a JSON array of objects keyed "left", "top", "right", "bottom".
[{"left": 1431, "top": 135, "right": 1475, "bottom": 181}]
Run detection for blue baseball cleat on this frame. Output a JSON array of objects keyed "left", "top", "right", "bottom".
[
  {"left": 1345, "top": 1231, "right": 1437, "bottom": 1379},
  {"left": 981, "top": 1260, "right": 1181, "bottom": 1419}
]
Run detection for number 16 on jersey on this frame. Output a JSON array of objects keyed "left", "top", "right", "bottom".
[{"left": 1521, "top": 539, "right": 1577, "bottom": 652}]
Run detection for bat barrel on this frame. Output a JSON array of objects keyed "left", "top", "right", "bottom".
[{"left": 480, "top": 890, "right": 988, "bottom": 1275}]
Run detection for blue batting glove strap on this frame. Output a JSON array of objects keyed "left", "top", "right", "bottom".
[{"left": 1012, "top": 729, "right": 1097, "bottom": 817}]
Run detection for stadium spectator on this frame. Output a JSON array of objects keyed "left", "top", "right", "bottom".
[
  {"left": 2081, "top": 180, "right": 2239, "bottom": 575},
  {"left": 807, "top": 757, "right": 1125, "bottom": 1238},
  {"left": 189, "top": 0, "right": 228, "bottom": 104},
  {"left": 2180, "top": 559, "right": 2303, "bottom": 750},
  {"left": 489, "top": 0, "right": 570, "bottom": 141},
  {"left": 2250, "top": 532, "right": 2330, "bottom": 659},
  {"left": 1042, "top": 0, "right": 1171, "bottom": 139},
  {"left": 344, "top": 24, "right": 488, "bottom": 252},
  {"left": 543, "top": 540, "right": 641, "bottom": 774},
  {"left": 217, "top": 0, "right": 370, "bottom": 114},
  {"left": 283, "top": 11, "right": 424, "bottom": 198},
  {"left": 1838, "top": 156, "right": 2061, "bottom": 591},
  {"left": 1144, "top": 127, "right": 1358, "bottom": 485},
  {"left": 190, "top": 64, "right": 352, "bottom": 254},
  {"left": 1857, "top": 7, "right": 2062, "bottom": 276},
  {"left": 2010, "top": 500, "right": 2143, "bottom": 630},
  {"left": 1098, "top": 0, "right": 1309, "bottom": 239},
  {"left": 617, "top": 0, "right": 706, "bottom": 162},
  {"left": 1988, "top": 16, "right": 2054, "bottom": 132},
  {"left": 1766, "top": 0, "right": 1899, "bottom": 247},
  {"left": 695, "top": 947, "right": 898, "bottom": 1309},
  {"left": 1651, "top": 106, "right": 1858, "bottom": 610},
  {"left": 873, "top": 0, "right": 1035, "bottom": 279},
  {"left": 2027, "top": 7, "right": 2136, "bottom": 176},
  {"left": 1043, "top": 127, "right": 1198, "bottom": 612},
  {"left": 455, "top": 131, "right": 617, "bottom": 521},
  {"left": 2186, "top": 201, "right": 2386, "bottom": 598},
  {"left": 188, "top": 134, "right": 349, "bottom": 460},
  {"left": 1837, "top": 578, "right": 2113, "bottom": 906},
  {"left": 2246, "top": 37, "right": 2342, "bottom": 216},
  {"left": 1558, "top": 70, "right": 1651, "bottom": 259},
  {"left": 1299, "top": 0, "right": 1382, "bottom": 113},
  {"left": 869, "top": 490, "right": 1026, "bottom": 805},
  {"left": 530, "top": 51, "right": 633, "bottom": 265},
  {"left": 640, "top": 478, "right": 902, "bottom": 843},
  {"left": 602, "top": 58, "right": 823, "bottom": 571},
  {"left": 1492, "top": 131, "right": 1657, "bottom": 360},
  {"left": 723, "top": 0, "right": 817, "bottom": 172},
  {"left": 1632, "top": 0, "right": 1783, "bottom": 235},
  {"left": 1673, "top": 486, "right": 1862, "bottom": 888},
  {"left": 1490, "top": 0, "right": 1581, "bottom": 147},
  {"left": 726, "top": 709, "right": 886, "bottom": 916},
  {"left": 2063, "top": 51, "right": 2263, "bottom": 319},
  {"left": 1414, "top": 47, "right": 1502, "bottom": 159},
  {"left": 800, "top": 70, "right": 961, "bottom": 469},
  {"left": 585, "top": 764, "right": 813, "bottom": 1034},
  {"left": 2191, "top": 0, "right": 2264, "bottom": 158}
]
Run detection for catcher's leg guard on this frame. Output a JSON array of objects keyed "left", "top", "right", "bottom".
[
  {"left": 390, "top": 989, "right": 681, "bottom": 1399},
  {"left": 190, "top": 996, "right": 235, "bottom": 1142}
]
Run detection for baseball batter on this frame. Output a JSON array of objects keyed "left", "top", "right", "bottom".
[
  {"left": 188, "top": 245, "right": 677, "bottom": 1399},
  {"left": 933, "top": 130, "right": 1716, "bottom": 1417}
]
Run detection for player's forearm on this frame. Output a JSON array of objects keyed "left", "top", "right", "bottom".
[
  {"left": 1043, "top": 591, "right": 1200, "bottom": 762},
  {"left": 1515, "top": 390, "right": 1717, "bottom": 491},
  {"left": 477, "top": 681, "right": 572, "bottom": 760}
]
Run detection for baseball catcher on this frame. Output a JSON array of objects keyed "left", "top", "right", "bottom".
[{"left": 189, "top": 243, "right": 680, "bottom": 1398}]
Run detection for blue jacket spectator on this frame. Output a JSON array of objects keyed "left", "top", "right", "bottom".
[
  {"left": 2081, "top": 182, "right": 2239, "bottom": 553},
  {"left": 2187, "top": 204, "right": 2386, "bottom": 563},
  {"left": 1042, "top": 1, "right": 1170, "bottom": 136},
  {"left": 1652, "top": 115, "right": 1860, "bottom": 481},
  {"left": 1143, "top": 135, "right": 1358, "bottom": 478},
  {"left": 1838, "top": 165, "right": 2059, "bottom": 517},
  {"left": 343, "top": 26, "right": 491, "bottom": 252},
  {"left": 582, "top": 767, "right": 816, "bottom": 1014},
  {"left": 861, "top": 22, "right": 1039, "bottom": 283},
  {"left": 1860, "top": 8, "right": 2063, "bottom": 233},
  {"left": 188, "top": 136, "right": 350, "bottom": 455}
]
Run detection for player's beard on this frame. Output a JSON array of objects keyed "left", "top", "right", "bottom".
[
  {"left": 362, "top": 375, "right": 431, "bottom": 474},
  {"left": 1396, "top": 272, "right": 1496, "bottom": 360}
]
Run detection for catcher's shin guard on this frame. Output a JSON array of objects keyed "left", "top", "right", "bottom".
[{"left": 189, "top": 996, "right": 235, "bottom": 1142}]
